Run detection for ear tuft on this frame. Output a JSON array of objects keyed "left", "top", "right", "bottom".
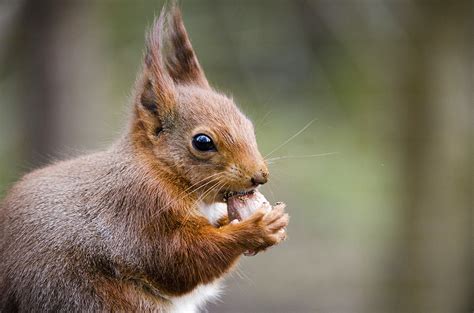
[
  {"left": 163, "top": 4, "right": 210, "bottom": 88},
  {"left": 135, "top": 7, "right": 177, "bottom": 122},
  {"left": 132, "top": 8, "right": 177, "bottom": 140},
  {"left": 133, "top": 3, "right": 209, "bottom": 139},
  {"left": 142, "top": 8, "right": 176, "bottom": 108}
]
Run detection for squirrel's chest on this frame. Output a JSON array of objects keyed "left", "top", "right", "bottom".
[
  {"left": 198, "top": 201, "right": 227, "bottom": 225},
  {"left": 169, "top": 280, "right": 222, "bottom": 313},
  {"left": 167, "top": 202, "right": 226, "bottom": 313}
]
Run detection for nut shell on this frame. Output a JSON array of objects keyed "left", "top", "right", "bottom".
[{"left": 227, "top": 191, "right": 271, "bottom": 221}]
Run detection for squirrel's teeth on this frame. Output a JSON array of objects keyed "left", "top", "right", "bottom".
[
  {"left": 223, "top": 189, "right": 256, "bottom": 202},
  {"left": 223, "top": 191, "right": 234, "bottom": 202}
]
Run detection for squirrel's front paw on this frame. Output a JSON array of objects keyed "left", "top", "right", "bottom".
[{"left": 240, "top": 202, "right": 289, "bottom": 254}]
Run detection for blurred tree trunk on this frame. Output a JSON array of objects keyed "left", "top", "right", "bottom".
[
  {"left": 391, "top": 1, "right": 472, "bottom": 312},
  {"left": 13, "top": 0, "right": 100, "bottom": 167},
  {"left": 16, "top": 0, "right": 70, "bottom": 166}
]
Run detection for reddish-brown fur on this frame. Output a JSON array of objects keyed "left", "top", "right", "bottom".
[{"left": 0, "top": 5, "right": 289, "bottom": 312}]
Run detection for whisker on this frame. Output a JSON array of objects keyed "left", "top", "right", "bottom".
[
  {"left": 161, "top": 174, "right": 223, "bottom": 213},
  {"left": 263, "top": 119, "right": 316, "bottom": 159},
  {"left": 267, "top": 169, "right": 283, "bottom": 183},
  {"left": 263, "top": 180, "right": 276, "bottom": 204},
  {"left": 182, "top": 179, "right": 224, "bottom": 225},
  {"left": 254, "top": 110, "right": 272, "bottom": 132},
  {"left": 143, "top": 173, "right": 225, "bottom": 231},
  {"left": 185, "top": 175, "right": 224, "bottom": 198},
  {"left": 165, "top": 172, "right": 223, "bottom": 205},
  {"left": 266, "top": 152, "right": 338, "bottom": 163},
  {"left": 179, "top": 172, "right": 223, "bottom": 196},
  {"left": 234, "top": 265, "right": 251, "bottom": 282},
  {"left": 212, "top": 181, "right": 227, "bottom": 205},
  {"left": 186, "top": 177, "right": 225, "bottom": 213}
]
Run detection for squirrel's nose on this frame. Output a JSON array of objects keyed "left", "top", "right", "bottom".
[{"left": 250, "top": 170, "right": 269, "bottom": 186}]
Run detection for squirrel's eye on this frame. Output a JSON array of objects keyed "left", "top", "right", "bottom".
[{"left": 192, "top": 134, "right": 216, "bottom": 152}]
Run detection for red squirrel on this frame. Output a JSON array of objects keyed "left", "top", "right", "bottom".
[{"left": 0, "top": 5, "right": 289, "bottom": 312}]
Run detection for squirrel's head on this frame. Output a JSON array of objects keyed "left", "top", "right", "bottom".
[{"left": 130, "top": 6, "right": 268, "bottom": 203}]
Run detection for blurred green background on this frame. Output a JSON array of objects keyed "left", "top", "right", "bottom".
[{"left": 0, "top": 0, "right": 472, "bottom": 312}]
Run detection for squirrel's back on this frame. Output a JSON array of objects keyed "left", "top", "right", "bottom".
[{"left": 0, "top": 145, "right": 142, "bottom": 311}]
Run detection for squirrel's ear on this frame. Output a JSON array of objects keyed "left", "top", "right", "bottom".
[
  {"left": 134, "top": 9, "right": 176, "bottom": 136},
  {"left": 163, "top": 5, "right": 210, "bottom": 89}
]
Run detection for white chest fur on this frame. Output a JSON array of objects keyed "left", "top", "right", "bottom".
[
  {"left": 166, "top": 202, "right": 228, "bottom": 313},
  {"left": 198, "top": 201, "right": 228, "bottom": 226},
  {"left": 169, "top": 280, "right": 222, "bottom": 313}
]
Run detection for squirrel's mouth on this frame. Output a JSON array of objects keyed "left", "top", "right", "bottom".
[{"left": 223, "top": 189, "right": 256, "bottom": 202}]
